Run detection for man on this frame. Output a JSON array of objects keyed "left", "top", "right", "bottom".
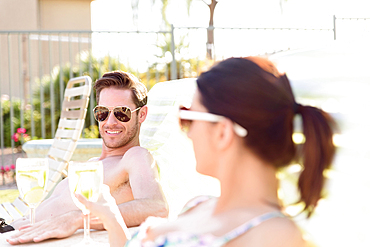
[{"left": 7, "top": 71, "right": 168, "bottom": 244}]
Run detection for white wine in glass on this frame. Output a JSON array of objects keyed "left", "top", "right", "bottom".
[
  {"left": 16, "top": 158, "right": 49, "bottom": 225},
  {"left": 68, "top": 161, "right": 103, "bottom": 246}
]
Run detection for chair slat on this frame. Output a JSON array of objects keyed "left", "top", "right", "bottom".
[
  {"left": 52, "top": 139, "right": 77, "bottom": 152},
  {"left": 54, "top": 129, "right": 80, "bottom": 140},
  {"left": 54, "top": 129, "right": 75, "bottom": 139},
  {"left": 66, "top": 76, "right": 90, "bottom": 88},
  {"left": 60, "top": 109, "right": 86, "bottom": 119},
  {"left": 0, "top": 204, "right": 13, "bottom": 223},
  {"left": 2, "top": 202, "right": 23, "bottom": 220},
  {"left": 50, "top": 169, "right": 64, "bottom": 182},
  {"left": 12, "top": 197, "right": 29, "bottom": 215},
  {"left": 47, "top": 158, "right": 61, "bottom": 171},
  {"left": 64, "top": 85, "right": 90, "bottom": 98},
  {"left": 48, "top": 170, "right": 64, "bottom": 185},
  {"left": 62, "top": 99, "right": 88, "bottom": 109},
  {"left": 47, "top": 159, "right": 67, "bottom": 182},
  {"left": 58, "top": 119, "right": 84, "bottom": 129},
  {"left": 48, "top": 146, "right": 73, "bottom": 161}
]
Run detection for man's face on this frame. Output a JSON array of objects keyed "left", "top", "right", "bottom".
[{"left": 97, "top": 87, "right": 140, "bottom": 149}]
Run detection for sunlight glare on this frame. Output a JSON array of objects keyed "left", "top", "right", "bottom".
[
  {"left": 287, "top": 164, "right": 303, "bottom": 173},
  {"left": 292, "top": 133, "right": 305, "bottom": 144}
]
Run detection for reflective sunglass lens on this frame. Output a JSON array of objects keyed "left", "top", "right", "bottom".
[
  {"left": 114, "top": 107, "right": 131, "bottom": 122},
  {"left": 93, "top": 106, "right": 135, "bottom": 122},
  {"left": 94, "top": 107, "right": 109, "bottom": 122}
]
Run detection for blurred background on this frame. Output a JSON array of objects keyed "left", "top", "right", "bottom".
[{"left": 1, "top": 0, "right": 370, "bottom": 246}]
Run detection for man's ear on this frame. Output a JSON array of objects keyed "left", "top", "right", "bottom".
[
  {"left": 138, "top": 105, "right": 148, "bottom": 124},
  {"left": 214, "top": 119, "right": 234, "bottom": 151}
]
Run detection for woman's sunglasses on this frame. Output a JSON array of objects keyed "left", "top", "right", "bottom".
[
  {"left": 178, "top": 107, "right": 248, "bottom": 137},
  {"left": 93, "top": 105, "right": 141, "bottom": 123}
]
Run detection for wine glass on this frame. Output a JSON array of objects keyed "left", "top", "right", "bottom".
[
  {"left": 16, "top": 158, "right": 49, "bottom": 225},
  {"left": 68, "top": 161, "right": 103, "bottom": 246}
]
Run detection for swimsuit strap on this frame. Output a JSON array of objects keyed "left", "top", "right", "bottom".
[
  {"left": 179, "top": 195, "right": 216, "bottom": 215},
  {"left": 213, "top": 211, "right": 286, "bottom": 246}
]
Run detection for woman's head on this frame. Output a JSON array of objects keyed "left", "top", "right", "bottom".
[
  {"left": 197, "top": 57, "right": 296, "bottom": 167},
  {"left": 196, "top": 57, "right": 336, "bottom": 217}
]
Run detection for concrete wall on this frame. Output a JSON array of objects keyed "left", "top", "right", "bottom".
[
  {"left": 0, "top": 0, "right": 93, "bottom": 98},
  {"left": 0, "top": 0, "right": 92, "bottom": 31},
  {"left": 39, "top": 0, "right": 92, "bottom": 30},
  {"left": 0, "top": 0, "right": 39, "bottom": 30}
]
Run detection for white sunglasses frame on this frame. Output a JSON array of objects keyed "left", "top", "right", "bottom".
[{"left": 179, "top": 110, "right": 248, "bottom": 137}]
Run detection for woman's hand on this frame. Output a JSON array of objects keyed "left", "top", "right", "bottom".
[{"left": 75, "top": 184, "right": 131, "bottom": 245}]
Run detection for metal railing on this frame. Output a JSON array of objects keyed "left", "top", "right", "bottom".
[
  {"left": 333, "top": 16, "right": 370, "bottom": 40},
  {"left": 0, "top": 16, "right": 365, "bottom": 170}
]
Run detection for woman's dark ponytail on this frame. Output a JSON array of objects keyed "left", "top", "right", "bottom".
[{"left": 297, "top": 105, "right": 336, "bottom": 217}]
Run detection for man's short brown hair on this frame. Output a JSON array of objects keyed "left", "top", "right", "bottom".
[{"left": 94, "top": 71, "right": 148, "bottom": 107}]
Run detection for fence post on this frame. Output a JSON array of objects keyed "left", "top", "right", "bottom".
[
  {"left": 0, "top": 37, "right": 4, "bottom": 171},
  {"left": 333, "top": 15, "right": 337, "bottom": 40},
  {"left": 7, "top": 34, "right": 15, "bottom": 164},
  {"left": 88, "top": 32, "right": 95, "bottom": 130},
  {"left": 170, "top": 24, "right": 177, "bottom": 80}
]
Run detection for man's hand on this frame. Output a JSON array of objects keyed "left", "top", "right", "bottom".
[{"left": 6, "top": 210, "right": 82, "bottom": 245}]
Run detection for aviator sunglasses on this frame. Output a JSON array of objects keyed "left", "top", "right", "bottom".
[
  {"left": 93, "top": 105, "right": 141, "bottom": 122},
  {"left": 178, "top": 106, "right": 248, "bottom": 137}
]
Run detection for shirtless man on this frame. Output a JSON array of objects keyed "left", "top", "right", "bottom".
[{"left": 7, "top": 71, "right": 168, "bottom": 244}]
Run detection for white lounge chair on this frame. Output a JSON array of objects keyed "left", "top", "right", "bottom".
[
  {"left": 140, "top": 78, "right": 220, "bottom": 219},
  {"left": 0, "top": 76, "right": 92, "bottom": 224}
]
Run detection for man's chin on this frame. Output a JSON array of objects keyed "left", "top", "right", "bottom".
[
  {"left": 104, "top": 142, "right": 125, "bottom": 149},
  {"left": 102, "top": 139, "right": 126, "bottom": 149}
]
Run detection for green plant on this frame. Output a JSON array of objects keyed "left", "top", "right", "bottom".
[
  {"left": 83, "top": 125, "right": 100, "bottom": 139},
  {"left": 1, "top": 51, "right": 205, "bottom": 147},
  {"left": 0, "top": 98, "right": 39, "bottom": 147}
]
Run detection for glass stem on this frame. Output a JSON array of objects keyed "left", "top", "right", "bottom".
[
  {"left": 30, "top": 207, "right": 35, "bottom": 225},
  {"left": 84, "top": 213, "right": 91, "bottom": 241}
]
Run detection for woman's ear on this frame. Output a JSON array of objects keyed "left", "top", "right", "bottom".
[
  {"left": 138, "top": 105, "right": 148, "bottom": 124},
  {"left": 214, "top": 119, "right": 235, "bottom": 151}
]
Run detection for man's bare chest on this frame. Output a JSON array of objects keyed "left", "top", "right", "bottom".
[{"left": 103, "top": 163, "right": 134, "bottom": 204}]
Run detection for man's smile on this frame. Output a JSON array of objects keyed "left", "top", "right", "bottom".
[{"left": 105, "top": 130, "right": 122, "bottom": 135}]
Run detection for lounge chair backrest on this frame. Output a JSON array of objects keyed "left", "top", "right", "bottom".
[
  {"left": 139, "top": 78, "right": 220, "bottom": 219},
  {"left": 44, "top": 76, "right": 92, "bottom": 199},
  {"left": 0, "top": 76, "right": 92, "bottom": 224},
  {"left": 140, "top": 78, "right": 197, "bottom": 153}
]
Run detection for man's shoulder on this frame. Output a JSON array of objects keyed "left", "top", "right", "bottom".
[
  {"left": 87, "top": 157, "right": 100, "bottom": 161},
  {"left": 125, "top": 146, "right": 150, "bottom": 157},
  {"left": 122, "top": 146, "right": 155, "bottom": 171}
]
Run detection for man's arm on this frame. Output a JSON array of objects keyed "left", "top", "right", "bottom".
[
  {"left": 109, "top": 146, "right": 168, "bottom": 227},
  {"left": 91, "top": 146, "right": 168, "bottom": 229},
  {"left": 7, "top": 147, "right": 168, "bottom": 244}
]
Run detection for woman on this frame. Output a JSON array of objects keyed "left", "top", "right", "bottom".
[{"left": 77, "top": 57, "right": 336, "bottom": 246}]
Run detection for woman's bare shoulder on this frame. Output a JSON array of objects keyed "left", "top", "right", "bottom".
[{"left": 227, "top": 216, "right": 307, "bottom": 247}]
